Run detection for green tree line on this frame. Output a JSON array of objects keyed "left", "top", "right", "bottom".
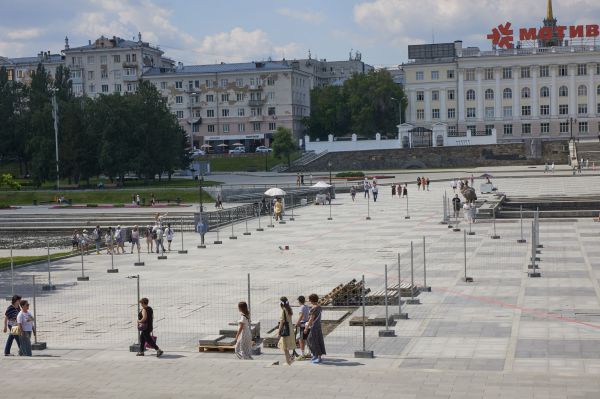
[
  {"left": 0, "top": 64, "right": 190, "bottom": 187},
  {"left": 304, "top": 69, "right": 407, "bottom": 140}
]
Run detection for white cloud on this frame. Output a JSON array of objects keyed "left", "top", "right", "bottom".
[
  {"left": 277, "top": 8, "right": 324, "bottom": 24},
  {"left": 6, "top": 28, "right": 44, "bottom": 41}
]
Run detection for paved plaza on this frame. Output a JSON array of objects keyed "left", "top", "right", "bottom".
[{"left": 2, "top": 166, "right": 600, "bottom": 398}]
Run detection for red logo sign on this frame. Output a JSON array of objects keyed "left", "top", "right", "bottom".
[{"left": 488, "top": 22, "right": 600, "bottom": 48}]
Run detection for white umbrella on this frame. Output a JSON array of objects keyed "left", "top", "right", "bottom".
[
  {"left": 217, "top": 143, "right": 229, "bottom": 147},
  {"left": 200, "top": 144, "right": 212, "bottom": 148},
  {"left": 264, "top": 188, "right": 287, "bottom": 196},
  {"left": 312, "top": 181, "right": 332, "bottom": 188}
]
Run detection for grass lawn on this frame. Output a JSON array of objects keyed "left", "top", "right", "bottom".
[
  {"left": 209, "top": 153, "right": 300, "bottom": 172},
  {"left": 0, "top": 252, "right": 73, "bottom": 270},
  {"left": 0, "top": 189, "right": 214, "bottom": 206}
]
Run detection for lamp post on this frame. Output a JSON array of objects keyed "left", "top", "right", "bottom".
[
  {"left": 198, "top": 173, "right": 204, "bottom": 214},
  {"left": 327, "top": 161, "right": 333, "bottom": 220},
  {"left": 50, "top": 88, "right": 60, "bottom": 191},
  {"left": 264, "top": 150, "right": 268, "bottom": 172}
]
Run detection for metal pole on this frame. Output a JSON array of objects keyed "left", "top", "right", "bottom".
[
  {"left": 214, "top": 212, "right": 222, "bottom": 244},
  {"left": 52, "top": 93, "right": 60, "bottom": 191},
  {"left": 290, "top": 194, "right": 295, "bottom": 221},
  {"left": 491, "top": 208, "right": 500, "bottom": 239},
  {"left": 268, "top": 200, "right": 274, "bottom": 227},
  {"left": 257, "top": 203, "right": 264, "bottom": 231},
  {"left": 463, "top": 230, "right": 473, "bottom": 282},
  {"left": 31, "top": 275, "right": 46, "bottom": 350},
  {"left": 366, "top": 192, "right": 371, "bottom": 220},
  {"left": 77, "top": 245, "right": 89, "bottom": 281},
  {"left": 379, "top": 264, "right": 396, "bottom": 336},
  {"left": 10, "top": 239, "right": 14, "bottom": 296},
  {"left": 518, "top": 205, "right": 526, "bottom": 243},
  {"left": 42, "top": 239, "right": 55, "bottom": 290},
  {"left": 423, "top": 236, "right": 430, "bottom": 292},
  {"left": 136, "top": 275, "right": 141, "bottom": 347},
  {"left": 393, "top": 253, "right": 408, "bottom": 319},
  {"left": 247, "top": 273, "right": 251, "bottom": 313},
  {"left": 361, "top": 275, "right": 366, "bottom": 351},
  {"left": 407, "top": 241, "right": 420, "bottom": 304},
  {"left": 405, "top": 192, "right": 410, "bottom": 219},
  {"left": 328, "top": 189, "right": 333, "bottom": 220},
  {"left": 229, "top": 211, "right": 237, "bottom": 239},
  {"left": 107, "top": 235, "right": 118, "bottom": 273}
]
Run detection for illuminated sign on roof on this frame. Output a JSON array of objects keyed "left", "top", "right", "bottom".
[{"left": 487, "top": 22, "right": 600, "bottom": 49}]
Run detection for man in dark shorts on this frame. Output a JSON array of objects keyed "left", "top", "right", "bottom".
[
  {"left": 3, "top": 295, "right": 21, "bottom": 356},
  {"left": 294, "top": 296, "right": 310, "bottom": 360}
]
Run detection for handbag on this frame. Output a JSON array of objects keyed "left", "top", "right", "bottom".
[
  {"left": 144, "top": 335, "right": 157, "bottom": 349},
  {"left": 137, "top": 322, "right": 147, "bottom": 331},
  {"left": 279, "top": 311, "right": 290, "bottom": 337},
  {"left": 10, "top": 326, "right": 21, "bottom": 336}
]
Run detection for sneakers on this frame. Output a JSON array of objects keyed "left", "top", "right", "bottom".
[
  {"left": 156, "top": 349, "right": 164, "bottom": 357},
  {"left": 136, "top": 352, "right": 144, "bottom": 356},
  {"left": 295, "top": 354, "right": 308, "bottom": 361}
]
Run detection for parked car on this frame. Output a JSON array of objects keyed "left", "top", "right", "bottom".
[
  {"left": 191, "top": 149, "right": 206, "bottom": 157},
  {"left": 255, "top": 146, "right": 272, "bottom": 153},
  {"left": 228, "top": 147, "right": 246, "bottom": 154}
]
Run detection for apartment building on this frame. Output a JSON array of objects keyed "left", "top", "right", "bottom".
[
  {"left": 143, "top": 60, "right": 312, "bottom": 149},
  {"left": 62, "top": 34, "right": 173, "bottom": 97},
  {"left": 0, "top": 51, "right": 64, "bottom": 84}
]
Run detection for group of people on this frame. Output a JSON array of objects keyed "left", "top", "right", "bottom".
[
  {"left": 451, "top": 176, "right": 475, "bottom": 192},
  {"left": 391, "top": 183, "right": 408, "bottom": 198},
  {"left": 416, "top": 176, "right": 431, "bottom": 191},
  {"left": 234, "top": 294, "right": 326, "bottom": 365},
  {"left": 3, "top": 295, "right": 36, "bottom": 357},
  {"left": 451, "top": 194, "right": 476, "bottom": 223}
]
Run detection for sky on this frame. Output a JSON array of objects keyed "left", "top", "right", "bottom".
[{"left": 1, "top": 0, "right": 600, "bottom": 68}]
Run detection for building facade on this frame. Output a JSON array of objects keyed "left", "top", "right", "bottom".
[
  {"left": 0, "top": 51, "right": 64, "bottom": 84},
  {"left": 403, "top": 2, "right": 600, "bottom": 145}
]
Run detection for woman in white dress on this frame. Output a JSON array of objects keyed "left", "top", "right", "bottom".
[{"left": 234, "top": 301, "right": 253, "bottom": 359}]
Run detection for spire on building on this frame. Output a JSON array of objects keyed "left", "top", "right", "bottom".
[
  {"left": 546, "top": 0, "right": 554, "bottom": 20},
  {"left": 64, "top": 36, "right": 69, "bottom": 50}
]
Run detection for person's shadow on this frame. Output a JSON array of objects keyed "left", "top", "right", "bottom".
[{"left": 319, "top": 357, "right": 364, "bottom": 367}]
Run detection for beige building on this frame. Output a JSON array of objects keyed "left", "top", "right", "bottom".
[{"left": 0, "top": 51, "right": 64, "bottom": 84}]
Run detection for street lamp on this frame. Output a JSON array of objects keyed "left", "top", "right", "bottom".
[
  {"left": 327, "top": 161, "right": 333, "bottom": 220},
  {"left": 50, "top": 88, "right": 60, "bottom": 191},
  {"left": 198, "top": 173, "right": 204, "bottom": 214}
]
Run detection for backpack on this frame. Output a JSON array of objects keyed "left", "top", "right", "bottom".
[{"left": 152, "top": 230, "right": 158, "bottom": 240}]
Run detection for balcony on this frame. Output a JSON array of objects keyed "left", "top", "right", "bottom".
[
  {"left": 123, "top": 74, "right": 138, "bottom": 81},
  {"left": 187, "top": 117, "right": 202, "bottom": 125},
  {"left": 248, "top": 99, "right": 266, "bottom": 107},
  {"left": 68, "top": 63, "right": 83, "bottom": 70},
  {"left": 249, "top": 115, "right": 264, "bottom": 122},
  {"left": 122, "top": 61, "right": 138, "bottom": 68},
  {"left": 249, "top": 85, "right": 263, "bottom": 91}
]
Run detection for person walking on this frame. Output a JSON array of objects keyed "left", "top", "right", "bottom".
[
  {"left": 164, "top": 224, "right": 174, "bottom": 251},
  {"left": 372, "top": 184, "right": 379, "bottom": 202},
  {"left": 115, "top": 225, "right": 125, "bottom": 254},
  {"left": 295, "top": 296, "right": 310, "bottom": 360},
  {"left": 396, "top": 183, "right": 401, "bottom": 198},
  {"left": 551, "top": 162, "right": 555, "bottom": 173},
  {"left": 130, "top": 225, "right": 140, "bottom": 254},
  {"left": 104, "top": 227, "right": 114, "bottom": 255},
  {"left": 274, "top": 198, "right": 283, "bottom": 221},
  {"left": 93, "top": 225, "right": 102, "bottom": 254},
  {"left": 452, "top": 194, "right": 461, "bottom": 218},
  {"left": 234, "top": 301, "right": 253, "bottom": 360},
  {"left": 391, "top": 184, "right": 396, "bottom": 198},
  {"left": 350, "top": 186, "right": 356, "bottom": 202},
  {"left": 304, "top": 293, "right": 326, "bottom": 364},
  {"left": 154, "top": 225, "right": 165, "bottom": 254},
  {"left": 276, "top": 297, "right": 295, "bottom": 365},
  {"left": 296, "top": 173, "right": 301, "bottom": 187},
  {"left": 136, "top": 298, "right": 163, "bottom": 357},
  {"left": 3, "top": 295, "right": 21, "bottom": 356},
  {"left": 16, "top": 299, "right": 35, "bottom": 357},
  {"left": 145, "top": 225, "right": 154, "bottom": 254},
  {"left": 71, "top": 230, "right": 79, "bottom": 251},
  {"left": 426, "top": 177, "right": 431, "bottom": 191},
  {"left": 416, "top": 177, "right": 421, "bottom": 191},
  {"left": 452, "top": 179, "right": 457, "bottom": 192},
  {"left": 403, "top": 184, "right": 408, "bottom": 198},
  {"left": 363, "top": 178, "right": 370, "bottom": 199},
  {"left": 136, "top": 194, "right": 141, "bottom": 206}
]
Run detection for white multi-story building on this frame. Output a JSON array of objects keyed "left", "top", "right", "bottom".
[
  {"left": 402, "top": 2, "right": 600, "bottom": 147},
  {"left": 62, "top": 34, "right": 173, "bottom": 97},
  {"left": 143, "top": 60, "right": 312, "bottom": 149},
  {"left": 0, "top": 51, "right": 64, "bottom": 84}
]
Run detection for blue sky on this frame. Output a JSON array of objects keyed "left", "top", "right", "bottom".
[{"left": 1, "top": 0, "right": 600, "bottom": 67}]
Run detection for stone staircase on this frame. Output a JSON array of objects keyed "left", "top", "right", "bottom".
[
  {"left": 575, "top": 141, "right": 600, "bottom": 167},
  {"left": 275, "top": 151, "right": 328, "bottom": 172}
]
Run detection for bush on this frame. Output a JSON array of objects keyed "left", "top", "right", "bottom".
[
  {"left": 335, "top": 171, "right": 365, "bottom": 178},
  {"left": 86, "top": 203, "right": 98, "bottom": 207},
  {"left": 0, "top": 203, "right": 11, "bottom": 209}
]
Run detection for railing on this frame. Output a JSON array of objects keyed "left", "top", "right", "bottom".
[
  {"left": 471, "top": 131, "right": 493, "bottom": 137},
  {"left": 447, "top": 131, "right": 467, "bottom": 137}
]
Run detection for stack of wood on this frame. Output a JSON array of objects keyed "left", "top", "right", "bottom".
[
  {"left": 366, "top": 281, "right": 419, "bottom": 305},
  {"left": 319, "top": 279, "right": 370, "bottom": 307}
]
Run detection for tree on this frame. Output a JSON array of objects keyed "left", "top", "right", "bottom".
[
  {"left": 305, "top": 70, "right": 406, "bottom": 139},
  {"left": 0, "top": 174, "right": 21, "bottom": 190},
  {"left": 272, "top": 126, "right": 296, "bottom": 167}
]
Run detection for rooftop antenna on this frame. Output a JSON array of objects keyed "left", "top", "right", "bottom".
[{"left": 432, "top": 28, "right": 435, "bottom": 44}]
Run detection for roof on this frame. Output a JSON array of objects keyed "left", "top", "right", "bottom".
[
  {"left": 9, "top": 54, "right": 63, "bottom": 65},
  {"left": 66, "top": 36, "right": 158, "bottom": 52},
  {"left": 143, "top": 61, "right": 293, "bottom": 77}
]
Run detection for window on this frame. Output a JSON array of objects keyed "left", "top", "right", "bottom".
[
  {"left": 416, "top": 91, "right": 424, "bottom": 101},
  {"left": 447, "top": 90, "right": 455, "bottom": 100},
  {"left": 175, "top": 81, "right": 183, "bottom": 89},
  {"left": 579, "top": 121, "right": 588, "bottom": 133},
  {"left": 87, "top": 56, "right": 95, "bottom": 64},
  {"left": 206, "top": 94, "right": 214, "bottom": 102},
  {"left": 207, "top": 125, "right": 215, "bottom": 133},
  {"left": 252, "top": 122, "right": 261, "bottom": 131},
  {"left": 114, "top": 84, "right": 121, "bottom": 92},
  {"left": 236, "top": 93, "right": 244, "bottom": 101},
  {"left": 267, "top": 77, "right": 275, "bottom": 85},
  {"left": 558, "top": 65, "right": 568, "bottom": 76},
  {"left": 540, "top": 105, "right": 550, "bottom": 115},
  {"left": 521, "top": 87, "right": 530, "bottom": 98},
  {"left": 431, "top": 91, "right": 439, "bottom": 101},
  {"left": 250, "top": 92, "right": 262, "bottom": 101},
  {"left": 205, "top": 80, "right": 213, "bottom": 88},
  {"left": 446, "top": 70, "right": 455, "bottom": 79},
  {"left": 448, "top": 126, "right": 457, "bottom": 134},
  {"left": 559, "top": 104, "right": 569, "bottom": 115},
  {"left": 268, "top": 122, "right": 277, "bottom": 131},
  {"left": 175, "top": 96, "right": 183, "bottom": 104},
  {"left": 431, "top": 71, "right": 439, "bottom": 80},
  {"left": 238, "top": 108, "right": 245, "bottom": 116},
  {"left": 124, "top": 68, "right": 135, "bottom": 76},
  {"left": 522, "top": 123, "right": 531, "bottom": 134},
  {"left": 71, "top": 70, "right": 82, "bottom": 79},
  {"left": 560, "top": 122, "right": 569, "bottom": 133},
  {"left": 268, "top": 107, "right": 276, "bottom": 116},
  {"left": 447, "top": 108, "right": 456, "bottom": 119},
  {"left": 578, "top": 64, "right": 587, "bottom": 76},
  {"left": 101, "top": 68, "right": 108, "bottom": 79},
  {"left": 559, "top": 86, "right": 568, "bottom": 97},
  {"left": 578, "top": 85, "right": 587, "bottom": 96},
  {"left": 220, "top": 79, "right": 228, "bottom": 87},
  {"left": 206, "top": 109, "right": 215, "bottom": 118},
  {"left": 236, "top": 78, "right": 243, "bottom": 87},
  {"left": 221, "top": 109, "right": 229, "bottom": 117},
  {"left": 222, "top": 124, "right": 229, "bottom": 133},
  {"left": 188, "top": 81, "right": 193, "bottom": 91},
  {"left": 597, "top": 85, "right": 600, "bottom": 95},
  {"left": 176, "top": 111, "right": 184, "bottom": 119},
  {"left": 238, "top": 123, "right": 245, "bottom": 132},
  {"left": 539, "top": 65, "right": 549, "bottom": 77},
  {"left": 578, "top": 104, "right": 588, "bottom": 115},
  {"left": 541, "top": 122, "right": 550, "bottom": 133},
  {"left": 503, "top": 106, "right": 512, "bottom": 118},
  {"left": 268, "top": 92, "right": 275, "bottom": 101},
  {"left": 132, "top": 54, "right": 137, "bottom": 62},
  {"left": 466, "top": 107, "right": 476, "bottom": 118},
  {"left": 503, "top": 124, "right": 513, "bottom": 135},
  {"left": 221, "top": 93, "right": 230, "bottom": 102},
  {"left": 540, "top": 86, "right": 550, "bottom": 97},
  {"left": 192, "top": 124, "right": 199, "bottom": 133},
  {"left": 485, "top": 89, "right": 494, "bottom": 100},
  {"left": 416, "top": 109, "right": 425, "bottom": 120},
  {"left": 485, "top": 124, "right": 494, "bottom": 134},
  {"left": 432, "top": 109, "right": 440, "bottom": 119},
  {"left": 113, "top": 55, "right": 120, "bottom": 63},
  {"left": 88, "top": 71, "right": 94, "bottom": 80},
  {"left": 521, "top": 105, "right": 531, "bottom": 116},
  {"left": 88, "top": 84, "right": 95, "bottom": 93},
  {"left": 521, "top": 67, "right": 530, "bottom": 78},
  {"left": 597, "top": 65, "right": 600, "bottom": 75},
  {"left": 467, "top": 125, "right": 476, "bottom": 134},
  {"left": 195, "top": 80, "right": 200, "bottom": 88},
  {"left": 484, "top": 68, "right": 494, "bottom": 80},
  {"left": 416, "top": 71, "right": 424, "bottom": 81},
  {"left": 466, "top": 90, "right": 476, "bottom": 101},
  {"left": 503, "top": 88, "right": 512, "bottom": 99},
  {"left": 158, "top": 82, "right": 166, "bottom": 90},
  {"left": 251, "top": 107, "right": 262, "bottom": 116},
  {"left": 598, "top": 103, "right": 600, "bottom": 114},
  {"left": 101, "top": 84, "right": 109, "bottom": 93},
  {"left": 485, "top": 107, "right": 495, "bottom": 119},
  {"left": 465, "top": 69, "right": 475, "bottom": 81},
  {"left": 502, "top": 67, "right": 512, "bottom": 79},
  {"left": 100, "top": 56, "right": 107, "bottom": 65}
]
